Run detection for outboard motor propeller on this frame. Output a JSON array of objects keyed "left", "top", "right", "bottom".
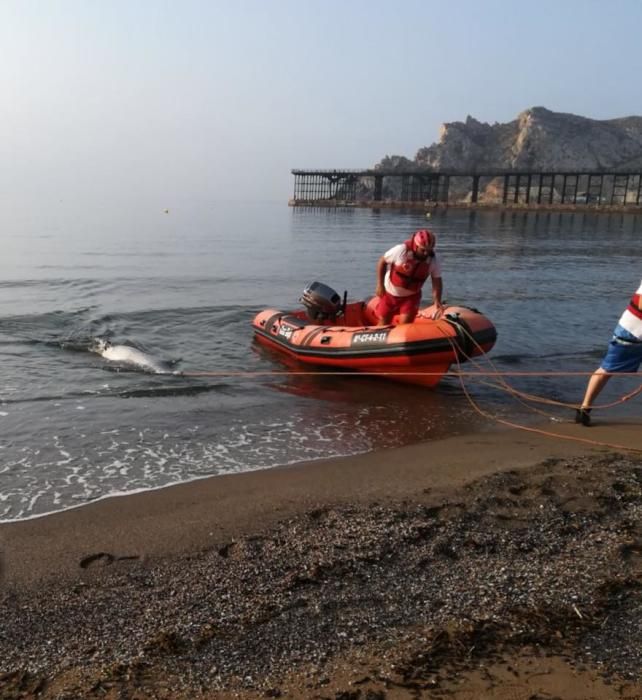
[{"left": 300, "top": 281, "right": 343, "bottom": 322}]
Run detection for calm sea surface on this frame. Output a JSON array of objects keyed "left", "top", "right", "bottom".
[{"left": 1, "top": 199, "right": 641, "bottom": 521}]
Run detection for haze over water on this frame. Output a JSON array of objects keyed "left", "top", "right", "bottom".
[{"left": 1, "top": 200, "right": 640, "bottom": 521}]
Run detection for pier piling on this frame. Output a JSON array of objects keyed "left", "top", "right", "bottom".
[{"left": 290, "top": 168, "right": 642, "bottom": 212}]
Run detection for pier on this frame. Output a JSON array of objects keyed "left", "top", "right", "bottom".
[{"left": 290, "top": 169, "right": 642, "bottom": 211}]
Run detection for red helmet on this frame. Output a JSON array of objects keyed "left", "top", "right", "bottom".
[{"left": 413, "top": 229, "right": 435, "bottom": 251}]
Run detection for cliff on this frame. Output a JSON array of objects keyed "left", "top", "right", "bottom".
[{"left": 377, "top": 107, "right": 642, "bottom": 173}]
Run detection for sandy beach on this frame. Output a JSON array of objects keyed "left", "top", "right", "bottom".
[{"left": 1, "top": 419, "right": 642, "bottom": 699}]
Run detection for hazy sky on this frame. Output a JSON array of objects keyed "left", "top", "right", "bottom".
[{"left": 2, "top": 0, "right": 641, "bottom": 204}]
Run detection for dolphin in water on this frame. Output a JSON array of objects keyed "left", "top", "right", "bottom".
[{"left": 91, "top": 338, "right": 174, "bottom": 374}]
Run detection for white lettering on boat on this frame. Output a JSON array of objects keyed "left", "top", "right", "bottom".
[
  {"left": 351, "top": 331, "right": 390, "bottom": 345},
  {"left": 278, "top": 325, "right": 294, "bottom": 340}
]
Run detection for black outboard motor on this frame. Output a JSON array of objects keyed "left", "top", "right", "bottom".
[{"left": 300, "top": 281, "right": 343, "bottom": 322}]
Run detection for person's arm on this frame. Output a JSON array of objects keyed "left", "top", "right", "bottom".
[
  {"left": 431, "top": 276, "right": 444, "bottom": 318},
  {"left": 376, "top": 257, "right": 388, "bottom": 297}
]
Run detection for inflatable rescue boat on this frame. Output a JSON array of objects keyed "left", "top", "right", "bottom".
[{"left": 252, "top": 281, "right": 497, "bottom": 387}]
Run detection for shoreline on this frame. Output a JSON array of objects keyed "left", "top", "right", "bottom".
[
  {"left": 2, "top": 419, "right": 641, "bottom": 698},
  {"left": 4, "top": 419, "right": 640, "bottom": 589}
]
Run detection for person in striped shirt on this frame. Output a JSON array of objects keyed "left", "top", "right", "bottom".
[{"left": 576, "top": 279, "right": 642, "bottom": 426}]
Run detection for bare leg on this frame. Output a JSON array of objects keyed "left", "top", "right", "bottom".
[
  {"left": 377, "top": 311, "right": 393, "bottom": 327},
  {"left": 580, "top": 367, "right": 611, "bottom": 409},
  {"left": 575, "top": 367, "right": 611, "bottom": 426}
]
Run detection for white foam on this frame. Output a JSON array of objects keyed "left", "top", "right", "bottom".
[{"left": 0, "top": 409, "right": 384, "bottom": 523}]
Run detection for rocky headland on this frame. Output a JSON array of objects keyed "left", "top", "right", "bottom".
[
  {"left": 378, "top": 106, "right": 642, "bottom": 173},
  {"left": 374, "top": 107, "right": 642, "bottom": 204}
]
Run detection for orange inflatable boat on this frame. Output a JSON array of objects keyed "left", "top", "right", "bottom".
[{"left": 252, "top": 282, "right": 497, "bottom": 387}]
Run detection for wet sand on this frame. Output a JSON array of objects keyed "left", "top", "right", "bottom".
[{"left": 1, "top": 420, "right": 642, "bottom": 698}]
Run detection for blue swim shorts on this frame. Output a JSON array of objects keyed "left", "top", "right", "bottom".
[{"left": 600, "top": 337, "right": 642, "bottom": 373}]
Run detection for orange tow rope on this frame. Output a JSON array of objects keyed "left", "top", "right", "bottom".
[
  {"left": 171, "top": 319, "right": 642, "bottom": 452},
  {"left": 436, "top": 320, "right": 642, "bottom": 453}
]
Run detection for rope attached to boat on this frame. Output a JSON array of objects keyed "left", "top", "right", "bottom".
[
  {"left": 166, "top": 312, "right": 642, "bottom": 452},
  {"left": 433, "top": 318, "right": 642, "bottom": 453}
]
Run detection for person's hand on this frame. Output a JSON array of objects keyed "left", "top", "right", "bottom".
[
  {"left": 375, "top": 284, "right": 385, "bottom": 297},
  {"left": 431, "top": 301, "right": 445, "bottom": 319}
]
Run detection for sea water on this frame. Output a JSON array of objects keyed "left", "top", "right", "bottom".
[{"left": 1, "top": 198, "right": 641, "bottom": 520}]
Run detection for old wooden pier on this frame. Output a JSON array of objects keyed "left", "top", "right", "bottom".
[{"left": 290, "top": 169, "right": 642, "bottom": 211}]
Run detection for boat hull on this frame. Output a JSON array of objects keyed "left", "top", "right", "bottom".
[{"left": 252, "top": 297, "right": 497, "bottom": 387}]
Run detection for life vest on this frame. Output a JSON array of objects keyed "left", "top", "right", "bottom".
[
  {"left": 617, "top": 282, "right": 642, "bottom": 339},
  {"left": 388, "top": 239, "right": 433, "bottom": 293}
]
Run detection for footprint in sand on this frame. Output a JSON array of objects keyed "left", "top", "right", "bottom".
[
  {"left": 80, "top": 552, "right": 140, "bottom": 569},
  {"left": 80, "top": 552, "right": 114, "bottom": 569}
]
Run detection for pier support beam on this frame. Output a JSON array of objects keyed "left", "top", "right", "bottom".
[
  {"left": 471, "top": 175, "right": 480, "bottom": 203},
  {"left": 373, "top": 175, "right": 383, "bottom": 202}
]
